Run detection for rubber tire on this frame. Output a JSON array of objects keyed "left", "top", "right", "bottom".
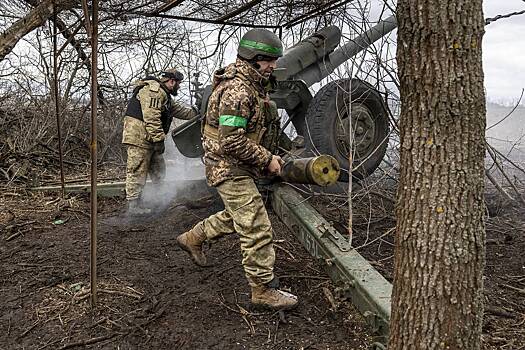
[{"left": 304, "top": 78, "right": 389, "bottom": 182}]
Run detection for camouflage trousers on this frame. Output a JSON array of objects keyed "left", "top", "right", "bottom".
[
  {"left": 125, "top": 144, "right": 165, "bottom": 200},
  {"left": 199, "top": 176, "right": 275, "bottom": 287}
]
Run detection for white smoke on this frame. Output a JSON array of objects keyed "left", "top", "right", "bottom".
[{"left": 140, "top": 133, "right": 208, "bottom": 212}]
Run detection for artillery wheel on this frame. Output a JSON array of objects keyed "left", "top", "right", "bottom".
[{"left": 304, "top": 78, "right": 389, "bottom": 182}]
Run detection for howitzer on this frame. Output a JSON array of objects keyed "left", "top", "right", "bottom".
[{"left": 172, "top": 15, "right": 397, "bottom": 181}]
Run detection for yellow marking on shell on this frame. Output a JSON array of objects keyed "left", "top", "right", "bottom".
[{"left": 309, "top": 155, "right": 340, "bottom": 186}]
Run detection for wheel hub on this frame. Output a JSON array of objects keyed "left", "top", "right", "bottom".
[{"left": 335, "top": 103, "right": 377, "bottom": 160}]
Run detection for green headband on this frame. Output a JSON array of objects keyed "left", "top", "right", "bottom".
[{"left": 239, "top": 39, "right": 282, "bottom": 56}]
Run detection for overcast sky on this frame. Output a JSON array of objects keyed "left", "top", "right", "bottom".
[
  {"left": 364, "top": 1, "right": 525, "bottom": 103},
  {"left": 3, "top": 1, "right": 522, "bottom": 104},
  {"left": 360, "top": 1, "right": 525, "bottom": 103},
  {"left": 483, "top": 0, "right": 525, "bottom": 103}
]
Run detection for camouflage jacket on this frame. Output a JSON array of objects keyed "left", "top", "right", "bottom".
[
  {"left": 203, "top": 59, "right": 280, "bottom": 187},
  {"left": 122, "top": 78, "right": 196, "bottom": 149}
]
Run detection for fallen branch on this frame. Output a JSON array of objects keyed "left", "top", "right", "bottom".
[
  {"left": 58, "top": 333, "right": 119, "bottom": 350},
  {"left": 74, "top": 288, "right": 142, "bottom": 301},
  {"left": 484, "top": 305, "right": 515, "bottom": 318},
  {"left": 17, "top": 320, "right": 40, "bottom": 339},
  {"left": 279, "top": 274, "right": 329, "bottom": 280},
  {"left": 238, "top": 304, "right": 255, "bottom": 334},
  {"left": 500, "top": 283, "right": 525, "bottom": 296},
  {"left": 218, "top": 295, "right": 268, "bottom": 317},
  {"left": 485, "top": 170, "right": 514, "bottom": 202},
  {"left": 490, "top": 144, "right": 525, "bottom": 178},
  {"left": 5, "top": 220, "right": 36, "bottom": 230},
  {"left": 486, "top": 142, "right": 525, "bottom": 205},
  {"left": 6, "top": 227, "right": 36, "bottom": 241},
  {"left": 322, "top": 287, "right": 338, "bottom": 311},
  {"left": 274, "top": 243, "right": 296, "bottom": 260}
]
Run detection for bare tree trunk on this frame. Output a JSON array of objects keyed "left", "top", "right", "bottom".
[
  {"left": 0, "top": 0, "right": 77, "bottom": 62},
  {"left": 389, "top": 1, "right": 486, "bottom": 349}
]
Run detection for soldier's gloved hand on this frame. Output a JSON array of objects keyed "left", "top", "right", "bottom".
[
  {"left": 267, "top": 155, "right": 283, "bottom": 175},
  {"left": 194, "top": 93, "right": 203, "bottom": 112},
  {"left": 152, "top": 141, "right": 165, "bottom": 154}
]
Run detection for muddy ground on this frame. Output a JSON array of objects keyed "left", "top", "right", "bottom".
[
  {"left": 1, "top": 177, "right": 524, "bottom": 349},
  {"left": 0, "top": 187, "right": 374, "bottom": 350}
]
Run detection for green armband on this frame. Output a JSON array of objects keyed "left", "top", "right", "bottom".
[{"left": 219, "top": 115, "right": 247, "bottom": 128}]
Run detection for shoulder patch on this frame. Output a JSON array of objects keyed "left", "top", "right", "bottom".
[{"left": 148, "top": 80, "right": 160, "bottom": 92}]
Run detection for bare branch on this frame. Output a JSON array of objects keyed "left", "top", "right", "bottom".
[{"left": 0, "top": 0, "right": 77, "bottom": 61}]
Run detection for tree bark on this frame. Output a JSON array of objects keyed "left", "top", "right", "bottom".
[
  {"left": 0, "top": 0, "right": 77, "bottom": 62},
  {"left": 389, "top": 1, "right": 486, "bottom": 349}
]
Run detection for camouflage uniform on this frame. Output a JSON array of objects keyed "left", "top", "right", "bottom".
[
  {"left": 122, "top": 77, "right": 196, "bottom": 201},
  {"left": 177, "top": 28, "right": 297, "bottom": 310},
  {"left": 195, "top": 58, "right": 279, "bottom": 286}
]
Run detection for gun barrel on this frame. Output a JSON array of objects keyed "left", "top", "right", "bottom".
[
  {"left": 280, "top": 155, "right": 340, "bottom": 186},
  {"left": 331, "top": 15, "right": 397, "bottom": 69},
  {"left": 274, "top": 26, "right": 342, "bottom": 81},
  {"left": 292, "top": 15, "right": 397, "bottom": 87}
]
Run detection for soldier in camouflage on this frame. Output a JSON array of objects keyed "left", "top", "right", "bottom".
[
  {"left": 122, "top": 68, "right": 196, "bottom": 215},
  {"left": 177, "top": 29, "right": 298, "bottom": 310}
]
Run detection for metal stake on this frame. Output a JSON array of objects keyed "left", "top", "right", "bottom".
[
  {"left": 53, "top": 2, "right": 65, "bottom": 198},
  {"left": 348, "top": 79, "right": 353, "bottom": 247},
  {"left": 83, "top": 0, "right": 99, "bottom": 307}
]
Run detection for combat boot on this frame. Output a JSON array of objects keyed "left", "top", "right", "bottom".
[
  {"left": 127, "top": 199, "right": 151, "bottom": 216},
  {"left": 176, "top": 222, "right": 208, "bottom": 267},
  {"left": 251, "top": 284, "right": 298, "bottom": 310}
]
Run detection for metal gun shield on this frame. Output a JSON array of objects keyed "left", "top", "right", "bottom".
[{"left": 171, "top": 115, "right": 204, "bottom": 158}]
